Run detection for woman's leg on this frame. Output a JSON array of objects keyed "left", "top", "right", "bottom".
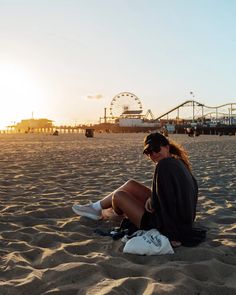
[
  {"left": 72, "top": 179, "right": 151, "bottom": 222},
  {"left": 100, "top": 179, "right": 151, "bottom": 210},
  {"left": 112, "top": 190, "right": 146, "bottom": 228}
]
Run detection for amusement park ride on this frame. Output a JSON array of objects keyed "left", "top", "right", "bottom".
[
  {"left": 98, "top": 92, "right": 158, "bottom": 131},
  {"left": 96, "top": 91, "right": 236, "bottom": 134},
  {"left": 101, "top": 92, "right": 155, "bottom": 123},
  {"left": 100, "top": 91, "right": 236, "bottom": 126}
]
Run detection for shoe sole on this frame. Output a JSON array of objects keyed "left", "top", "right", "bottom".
[{"left": 72, "top": 206, "right": 101, "bottom": 221}]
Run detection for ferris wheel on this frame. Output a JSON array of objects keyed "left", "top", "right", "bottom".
[{"left": 109, "top": 92, "right": 143, "bottom": 118}]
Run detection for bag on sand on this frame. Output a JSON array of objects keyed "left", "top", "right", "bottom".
[{"left": 123, "top": 229, "right": 174, "bottom": 255}]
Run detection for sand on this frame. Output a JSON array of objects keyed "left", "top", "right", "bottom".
[{"left": 0, "top": 132, "right": 235, "bottom": 295}]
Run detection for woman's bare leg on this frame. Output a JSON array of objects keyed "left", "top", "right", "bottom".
[
  {"left": 112, "top": 190, "right": 146, "bottom": 228},
  {"left": 100, "top": 179, "right": 151, "bottom": 210},
  {"left": 72, "top": 179, "right": 151, "bottom": 224}
]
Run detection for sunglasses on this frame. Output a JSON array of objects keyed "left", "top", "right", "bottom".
[{"left": 143, "top": 145, "right": 161, "bottom": 156}]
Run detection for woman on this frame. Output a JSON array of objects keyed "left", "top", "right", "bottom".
[{"left": 72, "top": 132, "right": 198, "bottom": 247}]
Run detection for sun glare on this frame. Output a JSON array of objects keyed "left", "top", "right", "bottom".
[{"left": 0, "top": 64, "right": 44, "bottom": 129}]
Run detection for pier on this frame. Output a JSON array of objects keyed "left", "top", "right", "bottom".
[{"left": 1, "top": 99, "right": 235, "bottom": 135}]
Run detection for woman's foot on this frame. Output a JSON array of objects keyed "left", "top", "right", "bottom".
[{"left": 72, "top": 203, "right": 102, "bottom": 220}]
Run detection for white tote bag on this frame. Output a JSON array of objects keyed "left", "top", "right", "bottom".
[{"left": 123, "top": 229, "right": 174, "bottom": 255}]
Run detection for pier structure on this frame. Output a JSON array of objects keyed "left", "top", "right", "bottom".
[
  {"left": 2, "top": 118, "right": 90, "bottom": 134},
  {"left": 1, "top": 97, "right": 235, "bottom": 135}
]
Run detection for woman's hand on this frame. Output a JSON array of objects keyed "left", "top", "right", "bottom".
[{"left": 145, "top": 198, "right": 154, "bottom": 213}]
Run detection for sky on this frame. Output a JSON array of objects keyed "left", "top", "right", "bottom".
[{"left": 0, "top": 0, "right": 236, "bottom": 128}]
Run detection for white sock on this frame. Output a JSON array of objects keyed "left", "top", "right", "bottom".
[{"left": 92, "top": 201, "right": 102, "bottom": 212}]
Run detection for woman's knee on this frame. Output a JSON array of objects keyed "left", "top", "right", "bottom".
[
  {"left": 123, "top": 179, "right": 139, "bottom": 190},
  {"left": 112, "top": 190, "right": 127, "bottom": 205},
  {"left": 112, "top": 190, "right": 127, "bottom": 215}
]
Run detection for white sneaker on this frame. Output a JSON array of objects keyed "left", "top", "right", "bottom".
[{"left": 72, "top": 203, "right": 102, "bottom": 220}]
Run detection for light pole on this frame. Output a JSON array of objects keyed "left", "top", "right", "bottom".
[
  {"left": 228, "top": 107, "right": 231, "bottom": 125},
  {"left": 190, "top": 91, "right": 195, "bottom": 122}
]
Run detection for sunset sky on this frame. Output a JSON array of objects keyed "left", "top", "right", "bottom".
[{"left": 0, "top": 0, "right": 236, "bottom": 129}]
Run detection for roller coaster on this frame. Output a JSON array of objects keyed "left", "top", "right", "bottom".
[{"left": 155, "top": 100, "right": 236, "bottom": 124}]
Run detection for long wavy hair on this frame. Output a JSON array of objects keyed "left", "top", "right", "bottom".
[{"left": 168, "top": 139, "right": 192, "bottom": 172}]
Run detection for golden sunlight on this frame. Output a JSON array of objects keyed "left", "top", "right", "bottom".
[{"left": 0, "top": 64, "right": 44, "bottom": 129}]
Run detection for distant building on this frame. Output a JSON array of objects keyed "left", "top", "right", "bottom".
[
  {"left": 14, "top": 118, "right": 53, "bottom": 133},
  {"left": 117, "top": 109, "right": 159, "bottom": 128},
  {"left": 118, "top": 118, "right": 159, "bottom": 128}
]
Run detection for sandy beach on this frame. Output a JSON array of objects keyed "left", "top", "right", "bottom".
[{"left": 0, "top": 132, "right": 235, "bottom": 295}]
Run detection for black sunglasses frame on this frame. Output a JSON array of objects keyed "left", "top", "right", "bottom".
[{"left": 143, "top": 145, "right": 161, "bottom": 156}]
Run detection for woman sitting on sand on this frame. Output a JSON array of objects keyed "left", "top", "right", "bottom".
[{"left": 72, "top": 132, "right": 198, "bottom": 247}]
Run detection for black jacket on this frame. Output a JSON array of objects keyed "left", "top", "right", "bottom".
[{"left": 151, "top": 157, "right": 198, "bottom": 242}]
